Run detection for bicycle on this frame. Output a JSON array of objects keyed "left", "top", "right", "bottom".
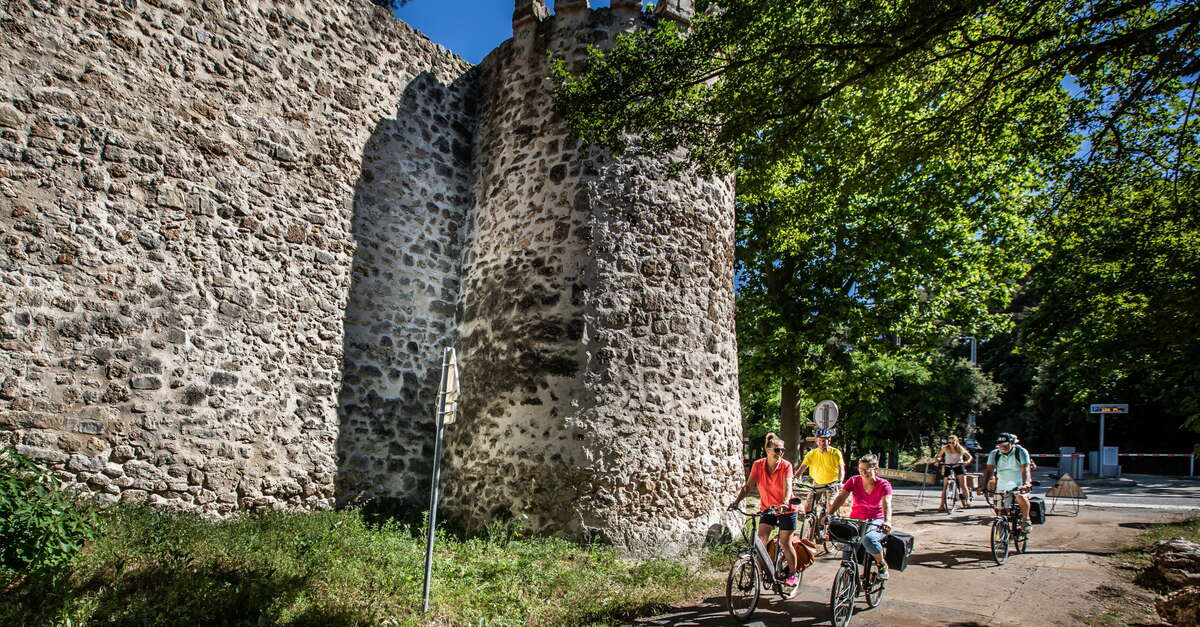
[
  {"left": 797, "top": 479, "right": 839, "bottom": 554},
  {"left": 826, "top": 517, "right": 888, "bottom": 627},
  {"left": 982, "top": 480, "right": 1041, "bottom": 565},
  {"left": 936, "top": 463, "right": 968, "bottom": 514},
  {"left": 725, "top": 500, "right": 806, "bottom": 620}
]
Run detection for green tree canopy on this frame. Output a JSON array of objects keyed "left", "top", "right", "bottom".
[
  {"left": 554, "top": 0, "right": 1198, "bottom": 177},
  {"left": 553, "top": 0, "right": 1200, "bottom": 454}
]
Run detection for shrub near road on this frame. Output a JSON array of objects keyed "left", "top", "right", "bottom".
[{"left": 0, "top": 503, "right": 717, "bottom": 626}]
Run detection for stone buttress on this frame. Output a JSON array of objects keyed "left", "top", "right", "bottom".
[{"left": 444, "top": 0, "right": 743, "bottom": 556}]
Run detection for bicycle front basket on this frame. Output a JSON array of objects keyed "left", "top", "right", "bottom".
[{"left": 828, "top": 519, "right": 859, "bottom": 543}]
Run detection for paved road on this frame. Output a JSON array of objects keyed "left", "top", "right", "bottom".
[
  {"left": 635, "top": 498, "right": 1193, "bottom": 626},
  {"left": 892, "top": 468, "right": 1200, "bottom": 512}
]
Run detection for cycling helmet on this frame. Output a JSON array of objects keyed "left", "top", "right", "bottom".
[
  {"left": 995, "top": 432, "right": 1015, "bottom": 445},
  {"left": 815, "top": 429, "right": 833, "bottom": 438}
]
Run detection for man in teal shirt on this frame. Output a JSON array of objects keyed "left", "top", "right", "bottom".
[{"left": 979, "top": 432, "right": 1033, "bottom": 531}]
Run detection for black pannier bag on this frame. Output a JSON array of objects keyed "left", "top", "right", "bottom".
[
  {"left": 884, "top": 531, "right": 915, "bottom": 572},
  {"left": 828, "top": 519, "right": 860, "bottom": 544},
  {"left": 1029, "top": 497, "right": 1047, "bottom": 524}
]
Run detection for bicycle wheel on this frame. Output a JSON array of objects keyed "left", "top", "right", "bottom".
[
  {"left": 864, "top": 560, "right": 886, "bottom": 608},
  {"left": 990, "top": 518, "right": 1010, "bottom": 565},
  {"left": 802, "top": 512, "right": 825, "bottom": 555},
  {"left": 946, "top": 479, "right": 959, "bottom": 515},
  {"left": 829, "top": 566, "right": 857, "bottom": 627},
  {"left": 726, "top": 556, "right": 760, "bottom": 620},
  {"left": 812, "top": 497, "right": 831, "bottom": 554},
  {"left": 774, "top": 548, "right": 801, "bottom": 599}
]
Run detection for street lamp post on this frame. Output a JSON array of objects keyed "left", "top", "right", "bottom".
[{"left": 960, "top": 335, "right": 979, "bottom": 472}]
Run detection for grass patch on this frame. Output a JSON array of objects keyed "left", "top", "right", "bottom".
[
  {"left": 0, "top": 505, "right": 722, "bottom": 626},
  {"left": 1112, "top": 516, "right": 1200, "bottom": 594}
]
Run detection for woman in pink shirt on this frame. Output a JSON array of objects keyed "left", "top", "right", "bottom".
[{"left": 825, "top": 454, "right": 894, "bottom": 579}]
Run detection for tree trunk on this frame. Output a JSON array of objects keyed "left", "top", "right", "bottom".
[{"left": 780, "top": 381, "right": 803, "bottom": 465}]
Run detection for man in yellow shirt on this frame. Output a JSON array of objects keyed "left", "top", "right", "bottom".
[{"left": 797, "top": 429, "right": 845, "bottom": 514}]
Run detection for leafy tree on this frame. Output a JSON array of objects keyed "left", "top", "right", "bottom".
[
  {"left": 554, "top": 0, "right": 1198, "bottom": 177},
  {"left": 553, "top": 0, "right": 1200, "bottom": 453},
  {"left": 1016, "top": 173, "right": 1199, "bottom": 452}
]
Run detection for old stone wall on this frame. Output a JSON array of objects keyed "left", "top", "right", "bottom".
[
  {"left": 445, "top": 1, "right": 743, "bottom": 556},
  {"left": 0, "top": 0, "right": 742, "bottom": 556},
  {"left": 0, "top": 0, "right": 475, "bottom": 513}
]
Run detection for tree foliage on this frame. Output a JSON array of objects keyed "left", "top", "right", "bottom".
[
  {"left": 554, "top": 0, "right": 1198, "bottom": 177},
  {"left": 554, "top": 0, "right": 1200, "bottom": 453}
]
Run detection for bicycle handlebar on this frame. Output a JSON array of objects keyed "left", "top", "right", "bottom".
[
  {"left": 728, "top": 497, "right": 803, "bottom": 517},
  {"left": 980, "top": 479, "right": 1041, "bottom": 496}
]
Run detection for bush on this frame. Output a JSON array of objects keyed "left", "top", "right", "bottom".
[{"left": 0, "top": 446, "right": 103, "bottom": 571}]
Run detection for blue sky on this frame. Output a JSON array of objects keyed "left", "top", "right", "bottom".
[{"left": 395, "top": 1, "right": 632, "bottom": 65}]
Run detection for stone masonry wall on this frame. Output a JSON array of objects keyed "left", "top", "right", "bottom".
[
  {"left": 445, "top": 1, "right": 744, "bottom": 556},
  {"left": 0, "top": 0, "right": 475, "bottom": 514}
]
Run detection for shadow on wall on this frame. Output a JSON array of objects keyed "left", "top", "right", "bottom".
[{"left": 335, "top": 70, "right": 477, "bottom": 510}]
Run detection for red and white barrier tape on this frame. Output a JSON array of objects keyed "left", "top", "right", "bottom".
[{"left": 1029, "top": 452, "right": 1194, "bottom": 457}]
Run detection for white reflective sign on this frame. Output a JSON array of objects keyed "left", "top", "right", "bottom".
[{"left": 813, "top": 400, "right": 839, "bottom": 429}]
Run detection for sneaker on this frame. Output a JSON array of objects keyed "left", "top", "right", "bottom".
[
  {"left": 784, "top": 573, "right": 799, "bottom": 586},
  {"left": 877, "top": 565, "right": 889, "bottom": 580},
  {"left": 1021, "top": 518, "right": 1033, "bottom": 533}
]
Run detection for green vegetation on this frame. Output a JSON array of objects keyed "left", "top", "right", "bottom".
[
  {"left": 0, "top": 503, "right": 719, "bottom": 626},
  {"left": 554, "top": 0, "right": 1199, "bottom": 455},
  {"left": 1114, "top": 516, "right": 1200, "bottom": 594},
  {"left": 0, "top": 446, "right": 103, "bottom": 572}
]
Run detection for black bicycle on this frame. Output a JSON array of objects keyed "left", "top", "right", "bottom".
[
  {"left": 827, "top": 517, "right": 888, "bottom": 627},
  {"left": 725, "top": 500, "right": 805, "bottom": 620},
  {"left": 983, "top": 481, "right": 1040, "bottom": 565},
  {"left": 797, "top": 479, "right": 838, "bottom": 554},
  {"left": 937, "top": 463, "right": 968, "bottom": 514}
]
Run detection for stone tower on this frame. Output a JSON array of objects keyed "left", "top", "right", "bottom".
[{"left": 444, "top": 0, "right": 744, "bottom": 555}]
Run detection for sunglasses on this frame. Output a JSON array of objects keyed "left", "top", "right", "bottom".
[{"left": 771, "top": 447, "right": 786, "bottom": 454}]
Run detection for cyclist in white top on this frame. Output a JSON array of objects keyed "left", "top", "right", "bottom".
[{"left": 935, "top": 434, "right": 973, "bottom": 510}]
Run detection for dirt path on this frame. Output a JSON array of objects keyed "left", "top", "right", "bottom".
[{"left": 636, "top": 499, "right": 1192, "bottom": 626}]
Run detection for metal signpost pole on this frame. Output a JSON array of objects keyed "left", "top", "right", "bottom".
[
  {"left": 959, "top": 336, "right": 981, "bottom": 473},
  {"left": 422, "top": 348, "right": 456, "bottom": 614}
]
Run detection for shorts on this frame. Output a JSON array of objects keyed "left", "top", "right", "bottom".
[
  {"left": 761, "top": 511, "right": 798, "bottom": 531},
  {"left": 941, "top": 464, "right": 966, "bottom": 477}
]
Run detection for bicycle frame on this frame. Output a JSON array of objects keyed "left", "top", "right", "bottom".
[
  {"left": 827, "top": 517, "right": 887, "bottom": 626},
  {"left": 734, "top": 507, "right": 798, "bottom": 591},
  {"left": 725, "top": 504, "right": 804, "bottom": 620},
  {"left": 799, "top": 481, "right": 838, "bottom": 548},
  {"left": 985, "top": 484, "right": 1036, "bottom": 564}
]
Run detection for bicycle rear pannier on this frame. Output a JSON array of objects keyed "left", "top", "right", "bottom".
[
  {"left": 884, "top": 531, "right": 915, "bottom": 572},
  {"left": 793, "top": 537, "right": 817, "bottom": 570},
  {"left": 1029, "top": 497, "right": 1047, "bottom": 524}
]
